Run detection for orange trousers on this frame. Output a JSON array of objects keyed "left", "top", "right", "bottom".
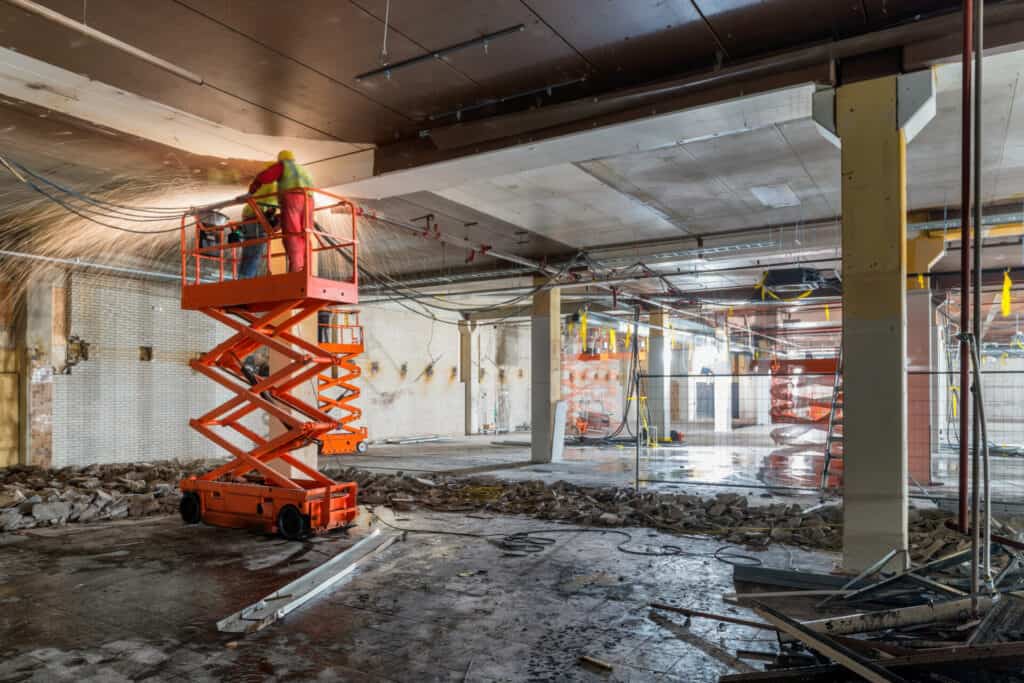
[{"left": 280, "top": 192, "right": 311, "bottom": 272}]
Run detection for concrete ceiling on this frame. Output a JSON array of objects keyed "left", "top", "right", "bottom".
[
  {"left": 0, "top": 0, "right": 961, "bottom": 143},
  {"left": 0, "top": 0, "right": 1020, "bottom": 300},
  {"left": 395, "top": 50, "right": 1024, "bottom": 282}
]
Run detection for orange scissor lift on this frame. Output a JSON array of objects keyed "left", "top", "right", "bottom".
[
  {"left": 177, "top": 189, "right": 361, "bottom": 539},
  {"left": 317, "top": 308, "right": 369, "bottom": 455}
]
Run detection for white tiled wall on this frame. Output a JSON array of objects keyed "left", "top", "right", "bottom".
[{"left": 52, "top": 273, "right": 248, "bottom": 467}]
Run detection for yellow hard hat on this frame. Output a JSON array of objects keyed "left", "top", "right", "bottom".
[{"left": 278, "top": 149, "right": 295, "bottom": 161}]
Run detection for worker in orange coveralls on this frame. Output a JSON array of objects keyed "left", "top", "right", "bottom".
[{"left": 248, "top": 150, "right": 314, "bottom": 273}]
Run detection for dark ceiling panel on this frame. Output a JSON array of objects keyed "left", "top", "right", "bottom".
[
  {"left": 861, "top": 0, "right": 961, "bottom": 27},
  {"left": 354, "top": 0, "right": 589, "bottom": 96},
  {"left": 0, "top": 0, "right": 411, "bottom": 143},
  {"left": 523, "top": 0, "right": 720, "bottom": 82},
  {"left": 180, "top": 0, "right": 480, "bottom": 121},
  {"left": 693, "top": 0, "right": 866, "bottom": 59}
]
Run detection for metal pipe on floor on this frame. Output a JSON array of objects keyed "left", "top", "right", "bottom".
[{"left": 959, "top": 0, "right": 974, "bottom": 539}]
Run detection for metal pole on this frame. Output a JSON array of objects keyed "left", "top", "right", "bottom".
[
  {"left": 974, "top": 0, "right": 992, "bottom": 584},
  {"left": 959, "top": 0, "right": 974, "bottom": 536},
  {"left": 971, "top": 0, "right": 984, "bottom": 605}
]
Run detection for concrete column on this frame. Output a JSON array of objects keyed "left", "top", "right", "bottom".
[
  {"left": 713, "top": 376, "right": 733, "bottom": 433},
  {"left": 647, "top": 309, "right": 670, "bottom": 441},
  {"left": 531, "top": 279, "right": 560, "bottom": 463},
  {"left": 831, "top": 71, "right": 934, "bottom": 571},
  {"left": 20, "top": 276, "right": 66, "bottom": 468},
  {"left": 458, "top": 320, "right": 478, "bottom": 435},
  {"left": 907, "top": 290, "right": 935, "bottom": 486}
]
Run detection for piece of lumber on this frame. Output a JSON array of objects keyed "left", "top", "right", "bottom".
[
  {"left": 794, "top": 596, "right": 992, "bottom": 639},
  {"left": 649, "top": 602, "right": 774, "bottom": 630},
  {"left": 750, "top": 602, "right": 909, "bottom": 683},
  {"left": 733, "top": 565, "right": 849, "bottom": 591}
]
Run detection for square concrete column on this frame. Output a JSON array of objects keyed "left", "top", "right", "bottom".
[
  {"left": 907, "top": 290, "right": 936, "bottom": 485},
  {"left": 531, "top": 280, "right": 560, "bottom": 463},
  {"left": 458, "top": 320, "right": 479, "bottom": 435},
  {"left": 831, "top": 72, "right": 934, "bottom": 571},
  {"left": 647, "top": 309, "right": 670, "bottom": 441}
]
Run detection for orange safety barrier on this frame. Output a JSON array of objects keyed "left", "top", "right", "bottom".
[
  {"left": 316, "top": 308, "right": 369, "bottom": 455},
  {"left": 177, "top": 189, "right": 360, "bottom": 539}
]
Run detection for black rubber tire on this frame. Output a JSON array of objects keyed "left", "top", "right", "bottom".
[
  {"left": 276, "top": 505, "right": 308, "bottom": 541},
  {"left": 179, "top": 492, "right": 201, "bottom": 525},
  {"left": 356, "top": 441, "right": 368, "bottom": 454}
]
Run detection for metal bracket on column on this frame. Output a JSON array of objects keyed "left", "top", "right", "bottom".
[
  {"left": 812, "top": 69, "right": 935, "bottom": 148},
  {"left": 812, "top": 88, "right": 840, "bottom": 149},
  {"left": 897, "top": 69, "right": 937, "bottom": 143}
]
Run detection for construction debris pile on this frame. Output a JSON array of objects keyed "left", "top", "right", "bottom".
[
  {"left": 330, "top": 467, "right": 977, "bottom": 559},
  {"left": 0, "top": 460, "right": 218, "bottom": 531},
  {"left": 652, "top": 542, "right": 1024, "bottom": 682}
]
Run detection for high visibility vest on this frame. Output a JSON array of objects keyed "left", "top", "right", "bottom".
[
  {"left": 278, "top": 159, "right": 314, "bottom": 192},
  {"left": 242, "top": 181, "right": 278, "bottom": 218}
]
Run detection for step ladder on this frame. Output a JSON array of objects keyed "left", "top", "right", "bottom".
[{"left": 820, "top": 349, "right": 844, "bottom": 489}]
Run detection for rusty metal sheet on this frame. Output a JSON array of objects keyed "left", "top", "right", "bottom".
[
  {"left": 0, "top": 0, "right": 411, "bottom": 143},
  {"left": 181, "top": 0, "right": 477, "bottom": 122},
  {"left": 355, "top": 0, "right": 589, "bottom": 95},
  {"left": 523, "top": 0, "right": 719, "bottom": 82}
]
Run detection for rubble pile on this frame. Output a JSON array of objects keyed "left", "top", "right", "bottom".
[
  {"left": 0, "top": 460, "right": 220, "bottom": 532},
  {"left": 2, "top": 462, "right": 972, "bottom": 559},
  {"left": 331, "top": 467, "right": 963, "bottom": 556}
]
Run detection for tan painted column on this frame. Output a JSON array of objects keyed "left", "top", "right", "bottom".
[
  {"left": 837, "top": 75, "right": 910, "bottom": 571},
  {"left": 267, "top": 239, "right": 319, "bottom": 479},
  {"left": 458, "top": 320, "right": 479, "bottom": 435},
  {"left": 531, "top": 278, "right": 560, "bottom": 463}
]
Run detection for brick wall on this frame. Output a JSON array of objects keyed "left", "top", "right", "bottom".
[{"left": 52, "top": 272, "right": 246, "bottom": 467}]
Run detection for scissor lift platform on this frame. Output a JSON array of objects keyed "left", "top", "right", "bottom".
[{"left": 177, "top": 189, "right": 361, "bottom": 539}]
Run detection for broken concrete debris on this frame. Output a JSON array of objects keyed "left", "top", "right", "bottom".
[
  {"left": 2, "top": 461, "right": 972, "bottom": 564},
  {"left": 0, "top": 459, "right": 219, "bottom": 531}
]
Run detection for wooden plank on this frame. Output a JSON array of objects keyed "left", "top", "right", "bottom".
[{"left": 750, "top": 602, "right": 908, "bottom": 683}]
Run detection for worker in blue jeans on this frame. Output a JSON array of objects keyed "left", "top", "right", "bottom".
[{"left": 236, "top": 178, "right": 278, "bottom": 279}]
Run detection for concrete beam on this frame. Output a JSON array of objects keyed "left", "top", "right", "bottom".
[
  {"left": 0, "top": 46, "right": 373, "bottom": 176},
  {"left": 336, "top": 85, "right": 814, "bottom": 200}
]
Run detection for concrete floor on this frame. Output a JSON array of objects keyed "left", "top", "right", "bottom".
[
  {"left": 334, "top": 435, "right": 834, "bottom": 509},
  {"left": 0, "top": 508, "right": 835, "bottom": 682},
  {"left": 342, "top": 433, "right": 1024, "bottom": 511}
]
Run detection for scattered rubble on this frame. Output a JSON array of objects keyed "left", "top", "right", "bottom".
[
  {"left": 328, "top": 467, "right": 973, "bottom": 558},
  {"left": 0, "top": 462, "right": 987, "bottom": 561},
  {"left": 0, "top": 460, "right": 221, "bottom": 532}
]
